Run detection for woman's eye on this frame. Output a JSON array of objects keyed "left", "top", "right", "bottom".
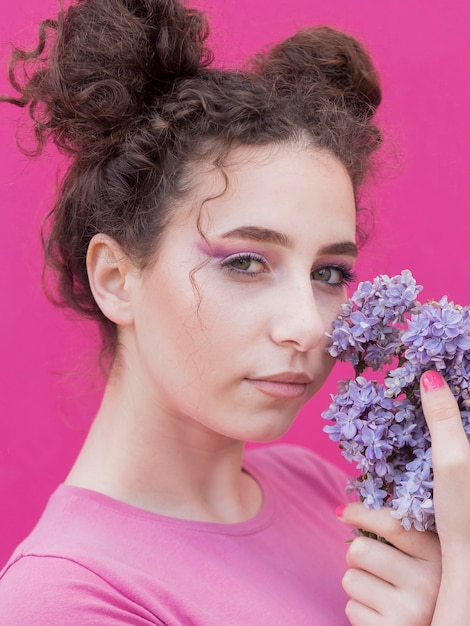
[
  {"left": 311, "top": 265, "right": 355, "bottom": 286},
  {"left": 221, "top": 253, "right": 267, "bottom": 275},
  {"left": 231, "top": 257, "right": 254, "bottom": 271}
]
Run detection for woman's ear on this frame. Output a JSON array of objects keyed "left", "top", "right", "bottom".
[{"left": 86, "top": 234, "right": 136, "bottom": 327}]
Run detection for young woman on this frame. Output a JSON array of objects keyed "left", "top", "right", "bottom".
[{"left": 1, "top": 0, "right": 468, "bottom": 624}]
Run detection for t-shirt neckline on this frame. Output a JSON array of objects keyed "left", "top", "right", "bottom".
[{"left": 55, "top": 452, "right": 276, "bottom": 536}]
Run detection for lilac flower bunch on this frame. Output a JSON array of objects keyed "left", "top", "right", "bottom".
[{"left": 322, "top": 270, "right": 470, "bottom": 532}]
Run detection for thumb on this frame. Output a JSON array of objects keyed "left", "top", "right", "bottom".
[
  {"left": 420, "top": 370, "right": 467, "bottom": 467},
  {"left": 420, "top": 370, "right": 470, "bottom": 544}
]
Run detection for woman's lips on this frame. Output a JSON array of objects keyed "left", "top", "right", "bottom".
[{"left": 246, "top": 378, "right": 309, "bottom": 399}]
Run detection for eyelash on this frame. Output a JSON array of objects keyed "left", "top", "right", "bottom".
[
  {"left": 220, "top": 253, "right": 268, "bottom": 278},
  {"left": 220, "top": 253, "right": 357, "bottom": 287},
  {"left": 311, "top": 265, "right": 357, "bottom": 289}
]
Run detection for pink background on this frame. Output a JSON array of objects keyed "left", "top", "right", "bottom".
[{"left": 1, "top": 0, "right": 469, "bottom": 565}]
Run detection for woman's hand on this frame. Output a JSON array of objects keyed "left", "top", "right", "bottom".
[
  {"left": 338, "top": 370, "right": 470, "bottom": 625},
  {"left": 338, "top": 502, "right": 441, "bottom": 625}
]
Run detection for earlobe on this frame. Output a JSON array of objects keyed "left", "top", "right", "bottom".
[{"left": 86, "top": 234, "right": 135, "bottom": 327}]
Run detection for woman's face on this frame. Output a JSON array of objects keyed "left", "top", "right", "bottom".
[{"left": 125, "top": 144, "right": 357, "bottom": 443}]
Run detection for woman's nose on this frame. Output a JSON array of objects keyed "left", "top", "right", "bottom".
[{"left": 269, "top": 281, "right": 327, "bottom": 352}]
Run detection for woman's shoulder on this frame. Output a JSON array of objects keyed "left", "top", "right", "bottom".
[
  {"left": 0, "top": 486, "right": 151, "bottom": 624},
  {"left": 0, "top": 552, "right": 161, "bottom": 625},
  {"left": 0, "top": 483, "right": 193, "bottom": 624}
]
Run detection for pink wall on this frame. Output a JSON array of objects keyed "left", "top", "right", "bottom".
[{"left": 1, "top": 0, "right": 469, "bottom": 565}]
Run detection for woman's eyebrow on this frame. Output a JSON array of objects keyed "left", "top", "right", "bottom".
[
  {"left": 318, "top": 241, "right": 358, "bottom": 257},
  {"left": 221, "top": 226, "right": 292, "bottom": 247},
  {"left": 220, "top": 226, "right": 358, "bottom": 257}
]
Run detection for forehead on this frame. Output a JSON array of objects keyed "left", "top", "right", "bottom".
[
  {"left": 185, "top": 143, "right": 357, "bottom": 243},
  {"left": 209, "top": 144, "right": 356, "bottom": 222}
]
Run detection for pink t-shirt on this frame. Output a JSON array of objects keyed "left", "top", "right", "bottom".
[{"left": 0, "top": 444, "right": 353, "bottom": 625}]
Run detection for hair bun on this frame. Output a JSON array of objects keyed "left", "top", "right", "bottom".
[
  {"left": 254, "top": 25, "right": 381, "bottom": 119},
  {"left": 8, "top": 0, "right": 212, "bottom": 155}
]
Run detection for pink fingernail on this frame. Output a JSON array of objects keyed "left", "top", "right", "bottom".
[
  {"left": 421, "top": 371, "right": 444, "bottom": 391},
  {"left": 335, "top": 504, "right": 346, "bottom": 518}
]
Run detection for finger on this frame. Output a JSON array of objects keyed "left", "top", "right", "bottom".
[
  {"left": 420, "top": 370, "right": 470, "bottom": 546},
  {"left": 342, "top": 566, "right": 392, "bottom": 612},
  {"left": 347, "top": 536, "right": 403, "bottom": 586},
  {"left": 420, "top": 370, "right": 469, "bottom": 467},
  {"left": 342, "top": 566, "right": 435, "bottom": 625},
  {"left": 345, "top": 535, "right": 442, "bottom": 617},
  {"left": 345, "top": 599, "right": 382, "bottom": 626},
  {"left": 346, "top": 592, "right": 435, "bottom": 626},
  {"left": 345, "top": 589, "right": 435, "bottom": 626},
  {"left": 338, "top": 502, "right": 441, "bottom": 562}
]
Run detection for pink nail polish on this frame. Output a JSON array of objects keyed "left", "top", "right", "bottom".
[
  {"left": 335, "top": 504, "right": 346, "bottom": 518},
  {"left": 421, "top": 370, "right": 444, "bottom": 392}
]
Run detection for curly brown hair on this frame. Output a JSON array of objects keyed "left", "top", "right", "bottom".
[{"left": 2, "top": 0, "right": 382, "bottom": 357}]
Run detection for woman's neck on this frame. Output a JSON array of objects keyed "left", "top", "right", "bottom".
[{"left": 65, "top": 377, "right": 263, "bottom": 524}]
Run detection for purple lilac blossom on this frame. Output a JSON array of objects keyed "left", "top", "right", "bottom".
[{"left": 322, "top": 271, "right": 470, "bottom": 533}]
